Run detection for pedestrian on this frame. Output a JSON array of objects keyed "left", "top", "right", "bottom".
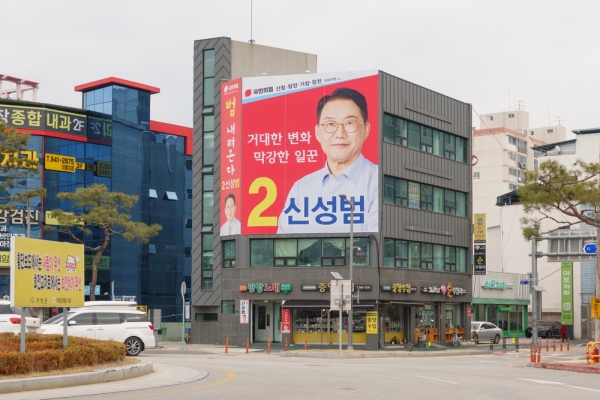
[{"left": 559, "top": 322, "right": 568, "bottom": 342}]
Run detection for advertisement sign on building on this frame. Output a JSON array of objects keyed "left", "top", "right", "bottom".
[
  {"left": 561, "top": 262, "right": 573, "bottom": 325},
  {"left": 473, "top": 244, "right": 486, "bottom": 275},
  {"left": 0, "top": 104, "right": 87, "bottom": 137},
  {"left": 474, "top": 213, "right": 486, "bottom": 243},
  {"left": 281, "top": 308, "right": 291, "bottom": 333},
  {"left": 10, "top": 237, "right": 85, "bottom": 307},
  {"left": 240, "top": 299, "right": 249, "bottom": 324},
  {"left": 220, "top": 71, "right": 379, "bottom": 236}
]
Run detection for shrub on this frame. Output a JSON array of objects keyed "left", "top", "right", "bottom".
[{"left": 0, "top": 334, "right": 125, "bottom": 376}]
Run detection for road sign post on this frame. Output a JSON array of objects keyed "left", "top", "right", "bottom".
[{"left": 583, "top": 243, "right": 597, "bottom": 254}]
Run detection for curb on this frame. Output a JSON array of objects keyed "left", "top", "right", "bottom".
[
  {"left": 279, "top": 349, "right": 494, "bottom": 358},
  {"left": 530, "top": 362, "right": 600, "bottom": 374},
  {"left": 0, "top": 361, "right": 153, "bottom": 395}
]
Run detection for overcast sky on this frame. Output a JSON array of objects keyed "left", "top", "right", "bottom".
[{"left": 3, "top": 0, "right": 599, "bottom": 137}]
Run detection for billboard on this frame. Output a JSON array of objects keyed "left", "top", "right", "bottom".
[
  {"left": 220, "top": 71, "right": 379, "bottom": 236},
  {"left": 560, "top": 261, "right": 573, "bottom": 325},
  {"left": 10, "top": 237, "right": 85, "bottom": 307},
  {"left": 474, "top": 213, "right": 486, "bottom": 243}
]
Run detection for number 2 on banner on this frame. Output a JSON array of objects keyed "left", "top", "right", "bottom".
[{"left": 248, "top": 177, "right": 277, "bottom": 227}]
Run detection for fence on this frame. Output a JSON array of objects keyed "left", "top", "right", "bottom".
[{"left": 161, "top": 322, "right": 191, "bottom": 342}]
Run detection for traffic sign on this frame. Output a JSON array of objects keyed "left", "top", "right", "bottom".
[
  {"left": 583, "top": 243, "right": 597, "bottom": 254},
  {"left": 592, "top": 297, "right": 600, "bottom": 319}
]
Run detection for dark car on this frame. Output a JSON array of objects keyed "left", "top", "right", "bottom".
[{"left": 525, "top": 321, "right": 562, "bottom": 339}]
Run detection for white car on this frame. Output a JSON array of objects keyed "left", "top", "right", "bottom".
[
  {"left": 41, "top": 301, "right": 155, "bottom": 356},
  {"left": 471, "top": 321, "right": 503, "bottom": 344},
  {"left": 0, "top": 300, "right": 41, "bottom": 334}
]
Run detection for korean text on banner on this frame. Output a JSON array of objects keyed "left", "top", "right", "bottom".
[
  {"left": 560, "top": 262, "right": 573, "bottom": 325},
  {"left": 10, "top": 237, "right": 85, "bottom": 307},
  {"left": 474, "top": 213, "right": 486, "bottom": 243},
  {"left": 222, "top": 71, "right": 379, "bottom": 236},
  {"left": 240, "top": 299, "right": 249, "bottom": 324}
]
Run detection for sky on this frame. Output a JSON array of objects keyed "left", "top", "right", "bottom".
[{"left": 3, "top": 0, "right": 600, "bottom": 137}]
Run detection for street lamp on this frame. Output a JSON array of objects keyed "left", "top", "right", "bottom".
[
  {"left": 338, "top": 194, "right": 354, "bottom": 350},
  {"left": 331, "top": 271, "right": 344, "bottom": 351}
]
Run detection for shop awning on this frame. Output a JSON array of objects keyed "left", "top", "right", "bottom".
[
  {"left": 282, "top": 300, "right": 377, "bottom": 309},
  {"left": 387, "top": 301, "right": 425, "bottom": 307}
]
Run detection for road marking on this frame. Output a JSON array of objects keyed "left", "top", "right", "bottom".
[
  {"left": 518, "top": 379, "right": 600, "bottom": 393},
  {"left": 476, "top": 360, "right": 498, "bottom": 363},
  {"left": 413, "top": 375, "right": 458, "bottom": 385}
]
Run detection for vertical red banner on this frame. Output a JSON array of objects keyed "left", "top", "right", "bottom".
[
  {"left": 219, "top": 79, "right": 243, "bottom": 236},
  {"left": 281, "top": 308, "right": 291, "bottom": 333}
]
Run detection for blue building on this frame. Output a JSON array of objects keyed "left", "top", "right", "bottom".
[{"left": 0, "top": 77, "right": 192, "bottom": 322}]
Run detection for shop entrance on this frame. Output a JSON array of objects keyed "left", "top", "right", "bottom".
[{"left": 253, "top": 302, "right": 282, "bottom": 342}]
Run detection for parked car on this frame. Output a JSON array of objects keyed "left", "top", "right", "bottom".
[
  {"left": 0, "top": 299, "right": 41, "bottom": 334},
  {"left": 41, "top": 301, "right": 155, "bottom": 356},
  {"left": 471, "top": 321, "right": 503, "bottom": 344},
  {"left": 525, "top": 321, "right": 562, "bottom": 339}
]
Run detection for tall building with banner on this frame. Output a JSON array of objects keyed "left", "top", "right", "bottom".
[
  {"left": 0, "top": 76, "right": 192, "bottom": 322},
  {"left": 192, "top": 37, "right": 473, "bottom": 347}
]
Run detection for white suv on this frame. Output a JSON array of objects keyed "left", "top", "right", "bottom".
[
  {"left": 40, "top": 301, "right": 155, "bottom": 356},
  {"left": 0, "top": 299, "right": 41, "bottom": 334}
]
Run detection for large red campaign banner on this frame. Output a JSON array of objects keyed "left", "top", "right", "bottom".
[{"left": 220, "top": 71, "right": 379, "bottom": 236}]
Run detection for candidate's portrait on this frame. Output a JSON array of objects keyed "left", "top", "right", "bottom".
[
  {"left": 220, "top": 193, "right": 241, "bottom": 236},
  {"left": 277, "top": 87, "right": 378, "bottom": 234}
]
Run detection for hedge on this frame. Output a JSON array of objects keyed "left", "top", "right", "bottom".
[{"left": 0, "top": 333, "right": 126, "bottom": 376}]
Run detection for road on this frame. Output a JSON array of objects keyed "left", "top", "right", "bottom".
[{"left": 6, "top": 347, "right": 600, "bottom": 400}]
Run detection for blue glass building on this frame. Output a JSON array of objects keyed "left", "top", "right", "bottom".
[{"left": 0, "top": 77, "right": 192, "bottom": 322}]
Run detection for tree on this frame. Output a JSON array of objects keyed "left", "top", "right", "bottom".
[
  {"left": 518, "top": 158, "right": 600, "bottom": 340},
  {"left": 0, "top": 120, "right": 46, "bottom": 209},
  {"left": 47, "top": 184, "right": 162, "bottom": 300}
]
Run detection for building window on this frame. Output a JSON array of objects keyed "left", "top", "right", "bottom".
[
  {"left": 203, "top": 115, "right": 214, "bottom": 165},
  {"left": 201, "top": 233, "right": 213, "bottom": 290},
  {"left": 508, "top": 136, "right": 517, "bottom": 145},
  {"left": 508, "top": 113, "right": 515, "bottom": 118},
  {"left": 202, "top": 175, "right": 214, "bottom": 226},
  {"left": 223, "top": 240, "right": 236, "bottom": 268},
  {"left": 383, "top": 114, "right": 467, "bottom": 163},
  {"left": 164, "top": 191, "right": 178, "bottom": 201},
  {"left": 203, "top": 49, "right": 215, "bottom": 107},
  {"left": 488, "top": 116, "right": 493, "bottom": 121},
  {"left": 384, "top": 238, "right": 467, "bottom": 273},
  {"left": 384, "top": 175, "right": 467, "bottom": 217},
  {"left": 509, "top": 183, "right": 520, "bottom": 191},
  {"left": 221, "top": 301, "right": 235, "bottom": 314},
  {"left": 250, "top": 237, "right": 369, "bottom": 267},
  {"left": 195, "top": 313, "right": 218, "bottom": 321},
  {"left": 149, "top": 189, "right": 158, "bottom": 198},
  {"left": 547, "top": 129, "right": 553, "bottom": 133}
]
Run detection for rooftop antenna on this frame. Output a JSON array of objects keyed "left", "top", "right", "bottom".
[
  {"left": 556, "top": 116, "right": 564, "bottom": 127},
  {"left": 516, "top": 100, "right": 525, "bottom": 110},
  {"left": 248, "top": 0, "right": 255, "bottom": 44}
]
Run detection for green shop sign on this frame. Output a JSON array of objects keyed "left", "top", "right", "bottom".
[
  {"left": 240, "top": 283, "right": 292, "bottom": 294},
  {"left": 84, "top": 255, "right": 111, "bottom": 270},
  {"left": 482, "top": 279, "right": 513, "bottom": 290}
]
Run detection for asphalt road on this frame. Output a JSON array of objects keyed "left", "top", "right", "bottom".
[{"left": 9, "top": 346, "right": 600, "bottom": 400}]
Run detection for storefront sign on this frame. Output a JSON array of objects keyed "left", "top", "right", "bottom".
[
  {"left": 355, "top": 285, "right": 372, "bottom": 291},
  {"left": 240, "top": 299, "right": 249, "bottom": 324},
  {"left": 45, "top": 153, "right": 76, "bottom": 172},
  {"left": 84, "top": 255, "right": 111, "bottom": 270},
  {"left": 302, "top": 283, "right": 371, "bottom": 292},
  {"left": 0, "top": 251, "right": 9, "bottom": 267},
  {"left": 474, "top": 213, "right": 486, "bottom": 243},
  {"left": 380, "top": 284, "right": 417, "bottom": 293},
  {"left": 366, "top": 311, "right": 378, "bottom": 334},
  {"left": 474, "top": 244, "right": 486, "bottom": 275},
  {"left": 10, "top": 237, "right": 84, "bottom": 307},
  {"left": 301, "top": 285, "right": 317, "bottom": 291},
  {"left": 421, "top": 284, "right": 467, "bottom": 296},
  {"left": 0, "top": 150, "right": 39, "bottom": 170},
  {"left": 240, "top": 283, "right": 292, "bottom": 294},
  {"left": 561, "top": 262, "right": 573, "bottom": 325},
  {"left": 592, "top": 297, "right": 600, "bottom": 319},
  {"left": 0, "top": 104, "right": 87, "bottom": 137},
  {"left": 482, "top": 279, "right": 513, "bottom": 290}
]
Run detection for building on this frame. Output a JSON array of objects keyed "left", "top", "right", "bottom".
[
  {"left": 192, "top": 37, "right": 473, "bottom": 347},
  {"left": 0, "top": 77, "right": 192, "bottom": 322}
]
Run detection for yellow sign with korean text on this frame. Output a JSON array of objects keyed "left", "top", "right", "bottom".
[
  {"left": 592, "top": 297, "right": 600, "bottom": 319},
  {"left": 474, "top": 213, "right": 487, "bottom": 243},
  {"left": 44, "top": 153, "right": 76, "bottom": 173},
  {"left": 0, "top": 251, "right": 9, "bottom": 267},
  {"left": 366, "top": 311, "right": 378, "bottom": 334},
  {"left": 136, "top": 305, "right": 148, "bottom": 317},
  {"left": 10, "top": 237, "right": 84, "bottom": 308}
]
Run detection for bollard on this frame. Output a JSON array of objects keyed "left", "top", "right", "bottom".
[
  {"left": 537, "top": 344, "right": 541, "bottom": 363},
  {"left": 502, "top": 337, "right": 506, "bottom": 353},
  {"left": 490, "top": 339, "right": 494, "bottom": 352},
  {"left": 546, "top": 338, "right": 549, "bottom": 352},
  {"left": 304, "top": 338, "right": 308, "bottom": 351},
  {"left": 560, "top": 340, "right": 563, "bottom": 352},
  {"left": 246, "top": 337, "right": 249, "bottom": 354},
  {"left": 267, "top": 338, "right": 271, "bottom": 355},
  {"left": 284, "top": 337, "right": 289, "bottom": 352},
  {"left": 567, "top": 338, "right": 570, "bottom": 352},
  {"left": 530, "top": 345, "right": 534, "bottom": 362},
  {"left": 409, "top": 341, "right": 413, "bottom": 352},
  {"left": 515, "top": 337, "right": 519, "bottom": 352},
  {"left": 586, "top": 345, "right": 590, "bottom": 364},
  {"left": 553, "top": 338, "right": 556, "bottom": 352},
  {"left": 225, "top": 336, "right": 229, "bottom": 354}
]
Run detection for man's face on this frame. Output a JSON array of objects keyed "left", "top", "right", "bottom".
[
  {"left": 225, "top": 198, "right": 236, "bottom": 223},
  {"left": 315, "top": 99, "right": 370, "bottom": 167}
]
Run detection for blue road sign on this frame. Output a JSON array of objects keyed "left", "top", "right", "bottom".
[
  {"left": 583, "top": 243, "right": 597, "bottom": 254},
  {"left": 520, "top": 280, "right": 530, "bottom": 285}
]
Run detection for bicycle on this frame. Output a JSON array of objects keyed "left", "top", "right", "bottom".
[{"left": 451, "top": 330, "right": 461, "bottom": 347}]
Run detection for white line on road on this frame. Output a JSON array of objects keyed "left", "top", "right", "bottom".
[
  {"left": 518, "top": 379, "right": 600, "bottom": 393},
  {"left": 413, "top": 375, "right": 458, "bottom": 385}
]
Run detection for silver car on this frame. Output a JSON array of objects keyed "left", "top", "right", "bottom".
[{"left": 471, "top": 321, "right": 503, "bottom": 344}]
